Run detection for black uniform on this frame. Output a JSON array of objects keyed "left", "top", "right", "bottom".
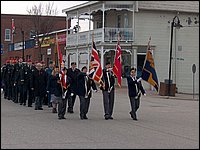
[
  {"left": 100, "top": 68, "right": 115, "bottom": 120},
  {"left": 77, "top": 72, "right": 97, "bottom": 119},
  {"left": 18, "top": 63, "right": 29, "bottom": 105},
  {"left": 13, "top": 62, "right": 23, "bottom": 103},
  {"left": 31, "top": 68, "right": 48, "bottom": 110},
  {"left": 67, "top": 68, "right": 80, "bottom": 113}
]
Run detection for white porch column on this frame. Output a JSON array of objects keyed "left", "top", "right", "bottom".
[
  {"left": 87, "top": 10, "right": 91, "bottom": 70},
  {"left": 132, "top": 47, "right": 137, "bottom": 68},
  {"left": 101, "top": 45, "right": 104, "bottom": 68},
  {"left": 66, "top": 15, "right": 69, "bottom": 68},
  {"left": 76, "top": 10, "right": 79, "bottom": 68},
  {"left": 102, "top": 3, "right": 105, "bottom": 43}
]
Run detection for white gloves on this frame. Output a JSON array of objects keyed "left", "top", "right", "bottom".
[
  {"left": 137, "top": 77, "right": 142, "bottom": 82},
  {"left": 143, "top": 93, "right": 146, "bottom": 96}
]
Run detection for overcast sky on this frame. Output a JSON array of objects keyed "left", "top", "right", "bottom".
[{"left": 1, "top": 1, "right": 89, "bottom": 30}]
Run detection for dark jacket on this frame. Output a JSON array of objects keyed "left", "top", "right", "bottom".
[
  {"left": 77, "top": 72, "right": 97, "bottom": 98},
  {"left": 100, "top": 68, "right": 115, "bottom": 91},
  {"left": 47, "top": 74, "right": 62, "bottom": 97},
  {"left": 30, "top": 69, "right": 48, "bottom": 97},
  {"left": 67, "top": 68, "right": 80, "bottom": 94},
  {"left": 127, "top": 75, "right": 145, "bottom": 97}
]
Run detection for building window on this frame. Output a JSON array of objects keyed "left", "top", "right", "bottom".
[{"left": 5, "top": 29, "right": 11, "bottom": 41}]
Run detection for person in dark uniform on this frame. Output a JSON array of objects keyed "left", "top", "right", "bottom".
[
  {"left": 13, "top": 58, "right": 23, "bottom": 103},
  {"left": 57, "top": 67, "right": 71, "bottom": 119},
  {"left": 127, "top": 67, "right": 146, "bottom": 120},
  {"left": 3, "top": 60, "right": 12, "bottom": 100},
  {"left": 18, "top": 61, "right": 29, "bottom": 105},
  {"left": 100, "top": 62, "right": 115, "bottom": 120},
  {"left": 67, "top": 62, "right": 80, "bottom": 113},
  {"left": 31, "top": 63, "right": 48, "bottom": 110},
  {"left": 45, "top": 60, "right": 54, "bottom": 107},
  {"left": 77, "top": 66, "right": 97, "bottom": 120},
  {"left": 10, "top": 59, "right": 17, "bottom": 102},
  {"left": 26, "top": 59, "right": 35, "bottom": 107}
]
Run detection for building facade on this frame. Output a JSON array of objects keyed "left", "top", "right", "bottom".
[
  {"left": 1, "top": 14, "right": 70, "bottom": 66},
  {"left": 62, "top": 1, "right": 199, "bottom": 94}
]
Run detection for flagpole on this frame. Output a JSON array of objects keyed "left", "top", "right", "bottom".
[
  {"left": 142, "top": 36, "right": 151, "bottom": 69},
  {"left": 11, "top": 19, "right": 14, "bottom": 43}
]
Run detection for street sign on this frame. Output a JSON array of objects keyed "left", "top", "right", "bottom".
[{"left": 192, "top": 64, "right": 196, "bottom": 73}]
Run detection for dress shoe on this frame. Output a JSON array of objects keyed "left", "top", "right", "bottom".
[
  {"left": 61, "top": 117, "right": 66, "bottom": 119},
  {"left": 58, "top": 117, "right": 62, "bottom": 120},
  {"left": 68, "top": 110, "right": 74, "bottom": 113},
  {"left": 83, "top": 115, "right": 88, "bottom": 119},
  {"left": 28, "top": 105, "right": 32, "bottom": 107},
  {"left": 20, "top": 103, "right": 23, "bottom": 105},
  {"left": 23, "top": 103, "right": 26, "bottom": 106},
  {"left": 38, "top": 107, "right": 43, "bottom": 110},
  {"left": 109, "top": 116, "right": 113, "bottom": 120},
  {"left": 105, "top": 116, "right": 109, "bottom": 120}
]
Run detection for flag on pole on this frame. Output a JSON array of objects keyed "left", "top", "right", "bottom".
[
  {"left": 56, "top": 33, "right": 63, "bottom": 68},
  {"left": 89, "top": 40, "right": 103, "bottom": 84},
  {"left": 11, "top": 19, "right": 15, "bottom": 43},
  {"left": 113, "top": 35, "right": 122, "bottom": 87},
  {"left": 142, "top": 37, "right": 159, "bottom": 92},
  {"left": 12, "top": 19, "right": 15, "bottom": 34}
]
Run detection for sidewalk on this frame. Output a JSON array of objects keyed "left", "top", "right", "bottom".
[{"left": 116, "top": 87, "right": 199, "bottom": 101}]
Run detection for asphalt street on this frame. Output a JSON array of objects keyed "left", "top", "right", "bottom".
[{"left": 1, "top": 88, "right": 199, "bottom": 149}]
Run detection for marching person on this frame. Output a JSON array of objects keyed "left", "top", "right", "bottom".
[
  {"left": 57, "top": 67, "right": 71, "bottom": 119},
  {"left": 46, "top": 66, "right": 61, "bottom": 113},
  {"left": 100, "top": 62, "right": 115, "bottom": 120},
  {"left": 67, "top": 62, "right": 80, "bottom": 113},
  {"left": 45, "top": 60, "right": 54, "bottom": 107},
  {"left": 127, "top": 67, "right": 146, "bottom": 120},
  {"left": 77, "top": 66, "right": 97, "bottom": 120},
  {"left": 30, "top": 63, "right": 48, "bottom": 110}
]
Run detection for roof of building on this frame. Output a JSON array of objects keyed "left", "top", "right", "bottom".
[{"left": 62, "top": 1, "right": 199, "bottom": 14}]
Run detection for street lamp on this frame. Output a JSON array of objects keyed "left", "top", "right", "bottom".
[{"left": 168, "top": 16, "right": 183, "bottom": 96}]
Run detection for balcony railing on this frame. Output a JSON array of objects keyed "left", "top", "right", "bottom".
[{"left": 67, "top": 27, "right": 133, "bottom": 47}]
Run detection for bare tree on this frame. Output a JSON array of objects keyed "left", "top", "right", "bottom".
[{"left": 27, "top": 2, "right": 58, "bottom": 61}]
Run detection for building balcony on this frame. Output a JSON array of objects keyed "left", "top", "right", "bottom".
[{"left": 67, "top": 27, "right": 133, "bottom": 47}]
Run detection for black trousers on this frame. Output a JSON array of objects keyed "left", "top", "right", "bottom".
[
  {"left": 67, "top": 94, "right": 77, "bottom": 111},
  {"left": 102, "top": 90, "right": 115, "bottom": 118},
  {"left": 79, "top": 96, "right": 90, "bottom": 118},
  {"left": 58, "top": 97, "right": 68, "bottom": 118},
  {"left": 129, "top": 96, "right": 140, "bottom": 118}
]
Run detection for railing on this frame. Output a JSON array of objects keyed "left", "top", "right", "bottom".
[{"left": 67, "top": 27, "right": 133, "bottom": 47}]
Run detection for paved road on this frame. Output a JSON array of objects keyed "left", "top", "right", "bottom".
[{"left": 1, "top": 88, "right": 199, "bottom": 149}]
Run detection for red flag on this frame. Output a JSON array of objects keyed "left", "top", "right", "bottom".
[
  {"left": 89, "top": 41, "right": 103, "bottom": 83},
  {"left": 61, "top": 71, "right": 67, "bottom": 89},
  {"left": 57, "top": 42, "right": 63, "bottom": 65},
  {"left": 12, "top": 19, "right": 15, "bottom": 34},
  {"left": 113, "top": 39, "right": 122, "bottom": 87}
]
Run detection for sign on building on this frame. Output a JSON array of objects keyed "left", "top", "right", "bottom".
[{"left": 47, "top": 48, "right": 51, "bottom": 55}]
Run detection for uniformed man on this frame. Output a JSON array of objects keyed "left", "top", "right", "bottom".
[
  {"left": 31, "top": 63, "right": 48, "bottom": 110},
  {"left": 77, "top": 66, "right": 97, "bottom": 120},
  {"left": 67, "top": 62, "right": 80, "bottom": 113},
  {"left": 100, "top": 62, "right": 115, "bottom": 120}
]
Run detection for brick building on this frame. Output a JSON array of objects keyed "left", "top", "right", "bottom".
[{"left": 1, "top": 14, "right": 71, "bottom": 66}]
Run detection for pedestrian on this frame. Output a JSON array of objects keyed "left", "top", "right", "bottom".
[
  {"left": 126, "top": 67, "right": 146, "bottom": 120},
  {"left": 100, "top": 62, "right": 115, "bottom": 120},
  {"left": 31, "top": 63, "right": 48, "bottom": 110},
  {"left": 77, "top": 66, "right": 97, "bottom": 120},
  {"left": 57, "top": 67, "right": 71, "bottom": 119},
  {"left": 47, "top": 66, "right": 61, "bottom": 113},
  {"left": 67, "top": 62, "right": 80, "bottom": 113},
  {"left": 45, "top": 60, "right": 54, "bottom": 107}
]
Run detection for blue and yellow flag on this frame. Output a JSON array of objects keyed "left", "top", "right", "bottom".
[{"left": 142, "top": 37, "right": 159, "bottom": 92}]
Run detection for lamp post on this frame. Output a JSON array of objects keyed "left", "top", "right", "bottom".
[
  {"left": 21, "top": 30, "right": 25, "bottom": 61},
  {"left": 168, "top": 16, "right": 182, "bottom": 96}
]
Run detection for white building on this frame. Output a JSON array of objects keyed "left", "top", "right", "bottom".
[{"left": 62, "top": 1, "right": 199, "bottom": 94}]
